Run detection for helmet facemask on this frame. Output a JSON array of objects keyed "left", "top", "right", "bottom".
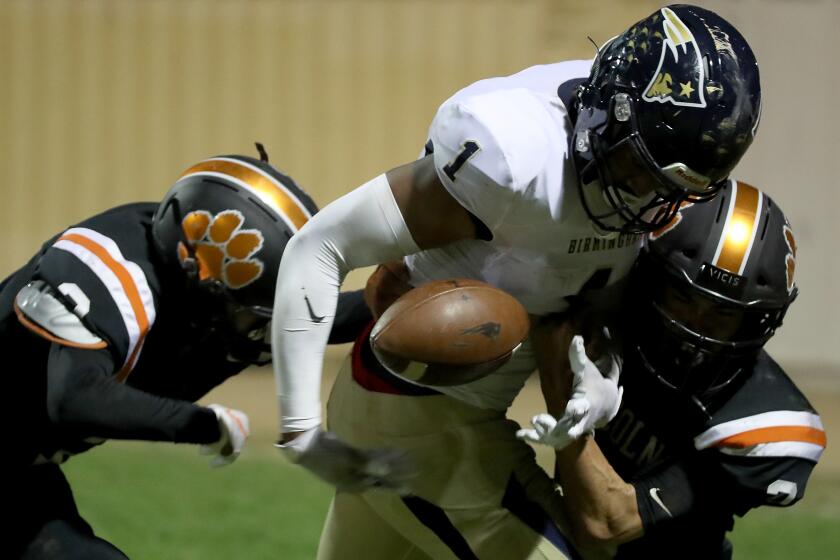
[
  {"left": 575, "top": 87, "right": 722, "bottom": 234},
  {"left": 161, "top": 195, "right": 275, "bottom": 365},
  {"left": 630, "top": 254, "right": 791, "bottom": 408}
]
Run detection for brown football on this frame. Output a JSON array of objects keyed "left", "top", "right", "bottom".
[{"left": 370, "top": 278, "right": 530, "bottom": 386}]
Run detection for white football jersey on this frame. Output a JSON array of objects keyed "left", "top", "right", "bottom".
[{"left": 405, "top": 61, "right": 642, "bottom": 410}]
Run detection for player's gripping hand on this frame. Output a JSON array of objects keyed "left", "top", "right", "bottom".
[
  {"left": 200, "top": 404, "right": 250, "bottom": 468},
  {"left": 364, "top": 260, "right": 412, "bottom": 319},
  {"left": 566, "top": 334, "right": 623, "bottom": 438},
  {"left": 516, "top": 412, "right": 577, "bottom": 450},
  {"left": 276, "top": 426, "right": 416, "bottom": 494},
  {"left": 518, "top": 333, "right": 622, "bottom": 450}
]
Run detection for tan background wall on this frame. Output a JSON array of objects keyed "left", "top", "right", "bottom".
[{"left": 1, "top": 0, "right": 837, "bottom": 373}]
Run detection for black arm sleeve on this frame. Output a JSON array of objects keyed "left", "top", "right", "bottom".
[
  {"left": 46, "top": 344, "right": 220, "bottom": 444},
  {"left": 632, "top": 451, "right": 816, "bottom": 534},
  {"left": 328, "top": 289, "right": 373, "bottom": 344},
  {"left": 633, "top": 460, "right": 704, "bottom": 531}
]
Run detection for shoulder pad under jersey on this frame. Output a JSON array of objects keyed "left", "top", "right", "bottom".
[{"left": 429, "top": 89, "right": 552, "bottom": 232}]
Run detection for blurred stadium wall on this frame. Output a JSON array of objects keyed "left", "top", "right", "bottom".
[{"left": 1, "top": 0, "right": 837, "bottom": 372}]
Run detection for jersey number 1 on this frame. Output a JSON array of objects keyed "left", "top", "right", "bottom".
[{"left": 443, "top": 141, "right": 480, "bottom": 181}]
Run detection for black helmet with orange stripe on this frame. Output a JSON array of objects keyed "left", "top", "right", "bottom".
[
  {"left": 152, "top": 146, "right": 318, "bottom": 362},
  {"left": 628, "top": 179, "right": 797, "bottom": 406}
]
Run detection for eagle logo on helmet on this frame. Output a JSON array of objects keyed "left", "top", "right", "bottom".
[
  {"left": 177, "top": 210, "right": 265, "bottom": 289},
  {"left": 783, "top": 222, "right": 797, "bottom": 294},
  {"left": 641, "top": 7, "right": 707, "bottom": 108}
]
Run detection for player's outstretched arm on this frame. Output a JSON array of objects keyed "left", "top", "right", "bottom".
[
  {"left": 527, "top": 319, "right": 642, "bottom": 553},
  {"left": 46, "top": 344, "right": 248, "bottom": 465},
  {"left": 271, "top": 156, "right": 480, "bottom": 488}
]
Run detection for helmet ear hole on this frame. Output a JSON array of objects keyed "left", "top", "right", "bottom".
[
  {"left": 756, "top": 275, "right": 768, "bottom": 287},
  {"left": 681, "top": 248, "right": 698, "bottom": 259}
]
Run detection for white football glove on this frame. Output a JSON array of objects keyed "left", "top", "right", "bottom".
[
  {"left": 565, "top": 334, "right": 623, "bottom": 438},
  {"left": 517, "top": 333, "right": 623, "bottom": 450},
  {"left": 200, "top": 404, "right": 250, "bottom": 468},
  {"left": 276, "top": 426, "right": 416, "bottom": 494},
  {"left": 516, "top": 412, "right": 577, "bottom": 450}
]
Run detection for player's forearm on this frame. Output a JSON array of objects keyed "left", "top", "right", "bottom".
[
  {"left": 532, "top": 317, "right": 574, "bottom": 415},
  {"left": 271, "top": 174, "right": 419, "bottom": 434},
  {"left": 47, "top": 345, "right": 220, "bottom": 443},
  {"left": 554, "top": 437, "right": 643, "bottom": 549}
]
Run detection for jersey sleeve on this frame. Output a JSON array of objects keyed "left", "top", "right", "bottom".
[
  {"left": 632, "top": 448, "right": 817, "bottom": 537},
  {"left": 32, "top": 227, "right": 157, "bottom": 380},
  {"left": 690, "top": 353, "right": 826, "bottom": 512},
  {"left": 692, "top": 410, "right": 824, "bottom": 512},
  {"left": 632, "top": 355, "right": 825, "bottom": 532},
  {"left": 428, "top": 89, "right": 551, "bottom": 234},
  {"left": 46, "top": 343, "right": 220, "bottom": 445}
]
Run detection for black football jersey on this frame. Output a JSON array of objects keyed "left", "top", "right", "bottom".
[
  {"left": 2, "top": 203, "right": 371, "bottom": 467},
  {"left": 1, "top": 203, "right": 230, "bottom": 466},
  {"left": 595, "top": 351, "right": 824, "bottom": 558}
]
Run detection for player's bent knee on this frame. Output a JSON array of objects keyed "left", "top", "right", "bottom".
[{"left": 20, "top": 519, "right": 129, "bottom": 560}]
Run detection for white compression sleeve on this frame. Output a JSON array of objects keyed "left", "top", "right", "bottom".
[{"left": 271, "top": 174, "right": 420, "bottom": 432}]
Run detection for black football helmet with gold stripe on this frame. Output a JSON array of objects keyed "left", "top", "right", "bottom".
[
  {"left": 572, "top": 5, "right": 761, "bottom": 234},
  {"left": 629, "top": 179, "right": 797, "bottom": 405},
  {"left": 152, "top": 150, "right": 318, "bottom": 362}
]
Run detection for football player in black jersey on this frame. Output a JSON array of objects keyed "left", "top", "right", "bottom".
[
  {"left": 4, "top": 149, "right": 372, "bottom": 558},
  {"left": 520, "top": 180, "right": 824, "bottom": 559}
]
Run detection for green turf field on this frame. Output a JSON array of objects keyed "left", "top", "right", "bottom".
[{"left": 63, "top": 441, "right": 839, "bottom": 560}]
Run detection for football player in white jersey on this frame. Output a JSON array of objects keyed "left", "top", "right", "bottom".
[{"left": 272, "top": 5, "right": 762, "bottom": 559}]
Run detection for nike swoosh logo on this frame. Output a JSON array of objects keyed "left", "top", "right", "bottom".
[
  {"left": 303, "top": 294, "right": 325, "bottom": 323},
  {"left": 649, "top": 487, "right": 673, "bottom": 518}
]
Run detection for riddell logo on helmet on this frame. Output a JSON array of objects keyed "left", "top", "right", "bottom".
[
  {"left": 178, "top": 210, "right": 265, "bottom": 289},
  {"left": 661, "top": 163, "right": 709, "bottom": 192},
  {"left": 674, "top": 167, "right": 705, "bottom": 186}
]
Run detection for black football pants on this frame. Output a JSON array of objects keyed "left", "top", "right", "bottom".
[{"left": 11, "top": 464, "right": 128, "bottom": 559}]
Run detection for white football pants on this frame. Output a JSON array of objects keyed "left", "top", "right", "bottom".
[{"left": 316, "top": 356, "right": 577, "bottom": 560}]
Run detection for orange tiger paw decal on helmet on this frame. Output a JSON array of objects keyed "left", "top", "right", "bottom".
[{"left": 177, "top": 210, "right": 265, "bottom": 289}]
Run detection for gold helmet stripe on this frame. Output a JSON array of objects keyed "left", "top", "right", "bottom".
[
  {"left": 179, "top": 158, "right": 312, "bottom": 232},
  {"left": 712, "top": 180, "right": 763, "bottom": 275}
]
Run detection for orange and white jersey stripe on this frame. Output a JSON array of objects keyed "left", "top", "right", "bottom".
[
  {"left": 694, "top": 410, "right": 826, "bottom": 462},
  {"left": 710, "top": 180, "right": 764, "bottom": 275},
  {"left": 177, "top": 157, "right": 314, "bottom": 234},
  {"left": 53, "top": 227, "right": 156, "bottom": 382}
]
